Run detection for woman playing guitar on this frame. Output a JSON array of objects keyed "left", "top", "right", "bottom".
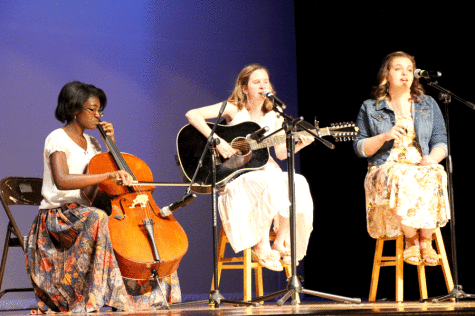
[{"left": 186, "top": 64, "right": 315, "bottom": 271}]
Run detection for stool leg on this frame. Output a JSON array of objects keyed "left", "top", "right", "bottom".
[
  {"left": 395, "top": 235, "right": 404, "bottom": 302},
  {"left": 255, "top": 265, "right": 264, "bottom": 303},
  {"left": 369, "top": 239, "right": 384, "bottom": 302},
  {"left": 434, "top": 228, "right": 454, "bottom": 293},
  {"left": 211, "top": 227, "right": 227, "bottom": 291},
  {"left": 243, "top": 248, "right": 252, "bottom": 301},
  {"left": 417, "top": 265, "right": 428, "bottom": 300}
]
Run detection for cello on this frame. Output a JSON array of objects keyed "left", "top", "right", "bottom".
[{"left": 87, "top": 121, "right": 188, "bottom": 280}]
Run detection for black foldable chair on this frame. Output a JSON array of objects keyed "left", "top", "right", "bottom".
[{"left": 0, "top": 177, "right": 42, "bottom": 299}]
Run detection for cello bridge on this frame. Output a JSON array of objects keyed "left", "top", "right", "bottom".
[{"left": 130, "top": 194, "right": 149, "bottom": 208}]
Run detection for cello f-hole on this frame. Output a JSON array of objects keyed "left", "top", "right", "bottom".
[{"left": 113, "top": 198, "right": 128, "bottom": 220}]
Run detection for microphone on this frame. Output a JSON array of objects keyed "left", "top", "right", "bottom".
[
  {"left": 160, "top": 193, "right": 197, "bottom": 217},
  {"left": 246, "top": 126, "right": 269, "bottom": 141},
  {"left": 261, "top": 90, "right": 287, "bottom": 110},
  {"left": 414, "top": 69, "right": 442, "bottom": 79}
]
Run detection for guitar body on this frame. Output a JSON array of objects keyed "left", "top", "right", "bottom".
[{"left": 176, "top": 122, "right": 270, "bottom": 192}]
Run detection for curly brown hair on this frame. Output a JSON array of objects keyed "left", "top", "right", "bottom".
[
  {"left": 227, "top": 64, "right": 275, "bottom": 113},
  {"left": 371, "top": 51, "right": 425, "bottom": 104}
]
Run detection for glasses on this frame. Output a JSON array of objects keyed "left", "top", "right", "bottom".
[{"left": 83, "top": 107, "right": 103, "bottom": 117}]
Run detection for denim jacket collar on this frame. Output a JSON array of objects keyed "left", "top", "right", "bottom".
[{"left": 375, "top": 99, "right": 390, "bottom": 111}]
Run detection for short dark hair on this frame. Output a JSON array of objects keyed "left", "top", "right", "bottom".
[{"left": 55, "top": 81, "right": 107, "bottom": 123}]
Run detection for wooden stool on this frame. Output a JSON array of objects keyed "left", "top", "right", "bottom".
[
  {"left": 211, "top": 226, "right": 299, "bottom": 303},
  {"left": 369, "top": 227, "right": 454, "bottom": 302}
]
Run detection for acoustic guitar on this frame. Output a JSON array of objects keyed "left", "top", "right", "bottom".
[{"left": 176, "top": 121, "right": 359, "bottom": 193}]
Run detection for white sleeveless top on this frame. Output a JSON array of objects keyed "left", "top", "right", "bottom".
[{"left": 228, "top": 108, "right": 277, "bottom": 134}]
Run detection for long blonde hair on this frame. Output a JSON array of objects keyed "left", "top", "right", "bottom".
[
  {"left": 228, "top": 64, "right": 275, "bottom": 113},
  {"left": 371, "top": 51, "right": 425, "bottom": 104}
]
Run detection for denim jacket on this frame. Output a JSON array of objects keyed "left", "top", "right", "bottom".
[{"left": 353, "top": 95, "right": 448, "bottom": 167}]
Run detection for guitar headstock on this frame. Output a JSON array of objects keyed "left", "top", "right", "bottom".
[{"left": 328, "top": 122, "right": 360, "bottom": 142}]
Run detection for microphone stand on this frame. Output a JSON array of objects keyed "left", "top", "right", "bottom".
[
  {"left": 250, "top": 101, "right": 361, "bottom": 305},
  {"left": 171, "top": 101, "right": 256, "bottom": 308},
  {"left": 420, "top": 79, "right": 475, "bottom": 303}
]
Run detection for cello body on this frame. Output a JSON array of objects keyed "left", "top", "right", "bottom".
[{"left": 88, "top": 151, "right": 188, "bottom": 280}]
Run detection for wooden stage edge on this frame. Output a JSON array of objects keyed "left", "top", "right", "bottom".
[{"left": 2, "top": 300, "right": 475, "bottom": 315}]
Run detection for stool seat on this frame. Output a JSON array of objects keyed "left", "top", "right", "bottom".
[
  {"left": 211, "top": 227, "right": 299, "bottom": 303},
  {"left": 369, "top": 227, "right": 454, "bottom": 302}
]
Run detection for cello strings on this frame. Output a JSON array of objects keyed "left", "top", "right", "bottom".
[{"left": 101, "top": 124, "right": 153, "bottom": 219}]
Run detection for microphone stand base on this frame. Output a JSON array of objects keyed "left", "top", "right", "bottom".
[
  {"left": 209, "top": 290, "right": 259, "bottom": 308},
  {"left": 420, "top": 285, "right": 475, "bottom": 303},
  {"left": 168, "top": 290, "right": 258, "bottom": 309},
  {"left": 250, "top": 275, "right": 361, "bottom": 306}
]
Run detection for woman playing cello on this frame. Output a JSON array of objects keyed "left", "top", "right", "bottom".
[{"left": 25, "top": 81, "right": 181, "bottom": 313}]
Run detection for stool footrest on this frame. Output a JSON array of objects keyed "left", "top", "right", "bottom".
[
  {"left": 369, "top": 228, "right": 453, "bottom": 302},
  {"left": 213, "top": 227, "right": 296, "bottom": 303}
]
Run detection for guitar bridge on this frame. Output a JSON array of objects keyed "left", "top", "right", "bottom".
[{"left": 213, "top": 149, "right": 222, "bottom": 165}]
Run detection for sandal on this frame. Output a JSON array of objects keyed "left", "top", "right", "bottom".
[
  {"left": 272, "top": 248, "right": 299, "bottom": 266},
  {"left": 403, "top": 234, "right": 421, "bottom": 266},
  {"left": 420, "top": 237, "right": 439, "bottom": 266},
  {"left": 278, "top": 248, "right": 291, "bottom": 266},
  {"left": 251, "top": 249, "right": 283, "bottom": 271}
]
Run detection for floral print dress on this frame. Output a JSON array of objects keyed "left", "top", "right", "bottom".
[
  {"left": 25, "top": 203, "right": 181, "bottom": 313},
  {"left": 364, "top": 115, "right": 450, "bottom": 239}
]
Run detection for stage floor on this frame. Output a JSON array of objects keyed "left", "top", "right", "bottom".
[{"left": 2, "top": 300, "right": 475, "bottom": 316}]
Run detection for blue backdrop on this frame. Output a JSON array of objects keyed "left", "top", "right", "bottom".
[
  {"left": 4, "top": 1, "right": 475, "bottom": 309},
  {"left": 0, "top": 0, "right": 301, "bottom": 307}
]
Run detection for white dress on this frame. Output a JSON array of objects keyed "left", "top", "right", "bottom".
[{"left": 218, "top": 109, "right": 314, "bottom": 260}]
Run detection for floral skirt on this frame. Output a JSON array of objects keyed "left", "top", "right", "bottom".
[
  {"left": 364, "top": 162, "right": 450, "bottom": 239},
  {"left": 25, "top": 204, "right": 181, "bottom": 313}
]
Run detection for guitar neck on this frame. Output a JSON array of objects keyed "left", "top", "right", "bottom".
[{"left": 249, "top": 129, "right": 326, "bottom": 150}]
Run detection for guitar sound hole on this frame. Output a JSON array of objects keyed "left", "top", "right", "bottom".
[{"left": 231, "top": 137, "right": 250, "bottom": 155}]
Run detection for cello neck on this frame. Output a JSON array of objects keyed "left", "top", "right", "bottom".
[{"left": 97, "top": 120, "right": 137, "bottom": 181}]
